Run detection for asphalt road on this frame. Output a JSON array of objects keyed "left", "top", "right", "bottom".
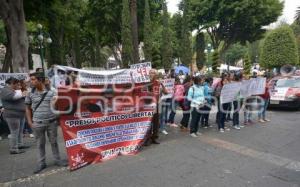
[{"left": 0, "top": 108, "right": 300, "bottom": 187}]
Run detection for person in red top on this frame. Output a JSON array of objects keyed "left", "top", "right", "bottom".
[
  {"left": 258, "top": 74, "right": 271, "bottom": 123},
  {"left": 144, "top": 69, "right": 168, "bottom": 146}
]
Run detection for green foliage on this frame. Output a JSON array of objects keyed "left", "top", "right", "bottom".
[
  {"left": 161, "top": 1, "right": 173, "bottom": 69},
  {"left": 260, "top": 26, "right": 299, "bottom": 69},
  {"left": 195, "top": 32, "right": 206, "bottom": 70},
  {"left": 243, "top": 53, "right": 251, "bottom": 75},
  {"left": 143, "top": 0, "right": 152, "bottom": 61},
  {"left": 291, "top": 23, "right": 300, "bottom": 63},
  {"left": 121, "top": 0, "right": 133, "bottom": 67},
  {"left": 224, "top": 43, "right": 247, "bottom": 66},
  {"left": 180, "top": 0, "right": 192, "bottom": 67},
  {"left": 296, "top": 6, "right": 300, "bottom": 24},
  {"left": 212, "top": 51, "right": 220, "bottom": 74},
  {"left": 188, "top": 0, "right": 283, "bottom": 51},
  {"left": 247, "top": 40, "right": 261, "bottom": 65}
]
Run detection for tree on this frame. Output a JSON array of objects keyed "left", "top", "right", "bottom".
[
  {"left": 260, "top": 26, "right": 299, "bottom": 69},
  {"left": 243, "top": 53, "right": 251, "bottom": 75},
  {"left": 211, "top": 51, "right": 220, "bottom": 74},
  {"left": 0, "top": 0, "right": 29, "bottom": 72},
  {"left": 130, "top": 0, "right": 139, "bottom": 64},
  {"left": 224, "top": 43, "right": 247, "bottom": 66},
  {"left": 180, "top": 0, "right": 192, "bottom": 66},
  {"left": 143, "top": 0, "right": 152, "bottom": 61},
  {"left": 195, "top": 32, "right": 206, "bottom": 70},
  {"left": 121, "top": 0, "right": 134, "bottom": 67},
  {"left": 188, "top": 0, "right": 283, "bottom": 53},
  {"left": 161, "top": 1, "right": 173, "bottom": 69},
  {"left": 295, "top": 6, "right": 300, "bottom": 24}
]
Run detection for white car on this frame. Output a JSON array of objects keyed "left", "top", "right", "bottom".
[{"left": 269, "top": 76, "right": 300, "bottom": 109}]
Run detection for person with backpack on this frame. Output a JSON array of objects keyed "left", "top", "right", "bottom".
[
  {"left": 168, "top": 77, "right": 185, "bottom": 127},
  {"left": 187, "top": 76, "right": 205, "bottom": 137},
  {"left": 25, "top": 72, "right": 67, "bottom": 174}
]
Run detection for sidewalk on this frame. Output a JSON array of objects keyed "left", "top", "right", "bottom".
[{"left": 0, "top": 128, "right": 68, "bottom": 183}]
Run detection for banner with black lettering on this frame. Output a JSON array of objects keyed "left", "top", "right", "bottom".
[{"left": 55, "top": 66, "right": 155, "bottom": 170}]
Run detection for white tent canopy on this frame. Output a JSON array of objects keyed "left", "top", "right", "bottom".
[{"left": 217, "top": 64, "right": 243, "bottom": 71}]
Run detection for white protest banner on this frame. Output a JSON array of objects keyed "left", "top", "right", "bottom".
[
  {"left": 161, "top": 79, "right": 175, "bottom": 95},
  {"left": 130, "top": 62, "right": 152, "bottom": 83},
  {"left": 220, "top": 82, "right": 241, "bottom": 104},
  {"left": 240, "top": 80, "right": 251, "bottom": 98},
  {"left": 249, "top": 77, "right": 266, "bottom": 95},
  {"left": 0, "top": 73, "right": 29, "bottom": 88},
  {"left": 54, "top": 65, "right": 136, "bottom": 86}
]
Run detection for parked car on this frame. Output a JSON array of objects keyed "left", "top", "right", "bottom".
[{"left": 269, "top": 76, "right": 300, "bottom": 109}]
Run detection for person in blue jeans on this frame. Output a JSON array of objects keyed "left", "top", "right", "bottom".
[
  {"left": 187, "top": 76, "right": 205, "bottom": 137},
  {"left": 200, "top": 77, "right": 213, "bottom": 128}
]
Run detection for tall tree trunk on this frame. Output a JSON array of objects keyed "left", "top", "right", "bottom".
[
  {"left": 1, "top": 25, "right": 12, "bottom": 72},
  {"left": 130, "top": 0, "right": 139, "bottom": 64},
  {"left": 0, "top": 0, "right": 29, "bottom": 72}
]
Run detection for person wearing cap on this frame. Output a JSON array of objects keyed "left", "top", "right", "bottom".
[
  {"left": 0, "top": 77, "right": 28, "bottom": 154},
  {"left": 25, "top": 72, "right": 67, "bottom": 174}
]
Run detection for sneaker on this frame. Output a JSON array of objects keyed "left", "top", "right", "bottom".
[
  {"left": 196, "top": 132, "right": 202, "bottom": 136},
  {"left": 29, "top": 134, "right": 35, "bottom": 138},
  {"left": 239, "top": 125, "right": 245, "bottom": 128},
  {"left": 190, "top": 133, "right": 198, "bottom": 138},
  {"left": 10, "top": 150, "right": 25, "bottom": 154},
  {"left": 264, "top": 119, "right": 271, "bottom": 122},
  {"left": 233, "top": 126, "right": 241, "bottom": 130},
  {"left": 8, "top": 134, "right": 11, "bottom": 139},
  {"left": 204, "top": 126, "right": 208, "bottom": 129},
  {"left": 225, "top": 127, "right": 231, "bottom": 131},
  {"left": 259, "top": 119, "right": 265, "bottom": 123},
  {"left": 170, "top": 123, "right": 179, "bottom": 128},
  {"left": 219, "top": 129, "right": 225, "bottom": 133},
  {"left": 161, "top": 130, "right": 168, "bottom": 135},
  {"left": 208, "top": 125, "right": 213, "bottom": 128}
]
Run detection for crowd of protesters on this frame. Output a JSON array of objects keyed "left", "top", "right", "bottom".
[
  {"left": 154, "top": 70, "right": 272, "bottom": 138},
  {"left": 0, "top": 68, "right": 272, "bottom": 173}
]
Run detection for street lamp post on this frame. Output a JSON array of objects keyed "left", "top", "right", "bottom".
[
  {"left": 204, "top": 43, "right": 214, "bottom": 71},
  {"left": 30, "top": 23, "right": 52, "bottom": 75}
]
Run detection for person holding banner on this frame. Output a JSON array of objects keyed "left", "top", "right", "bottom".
[
  {"left": 25, "top": 72, "right": 67, "bottom": 174},
  {"left": 187, "top": 76, "right": 205, "bottom": 137},
  {"left": 258, "top": 75, "right": 271, "bottom": 123},
  {"left": 144, "top": 69, "right": 168, "bottom": 146},
  {"left": 232, "top": 72, "right": 243, "bottom": 130},
  {"left": 217, "top": 74, "right": 230, "bottom": 133}
]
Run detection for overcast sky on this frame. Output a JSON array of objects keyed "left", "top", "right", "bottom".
[{"left": 167, "top": 0, "right": 300, "bottom": 24}]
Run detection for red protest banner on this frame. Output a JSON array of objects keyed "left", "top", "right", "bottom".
[{"left": 54, "top": 66, "right": 156, "bottom": 171}]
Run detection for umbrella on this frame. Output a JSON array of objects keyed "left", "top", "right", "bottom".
[{"left": 175, "top": 65, "right": 190, "bottom": 75}]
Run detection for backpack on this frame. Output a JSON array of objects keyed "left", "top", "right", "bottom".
[{"left": 183, "top": 86, "right": 194, "bottom": 110}]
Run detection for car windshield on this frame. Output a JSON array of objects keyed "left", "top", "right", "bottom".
[{"left": 275, "top": 78, "right": 300, "bottom": 88}]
